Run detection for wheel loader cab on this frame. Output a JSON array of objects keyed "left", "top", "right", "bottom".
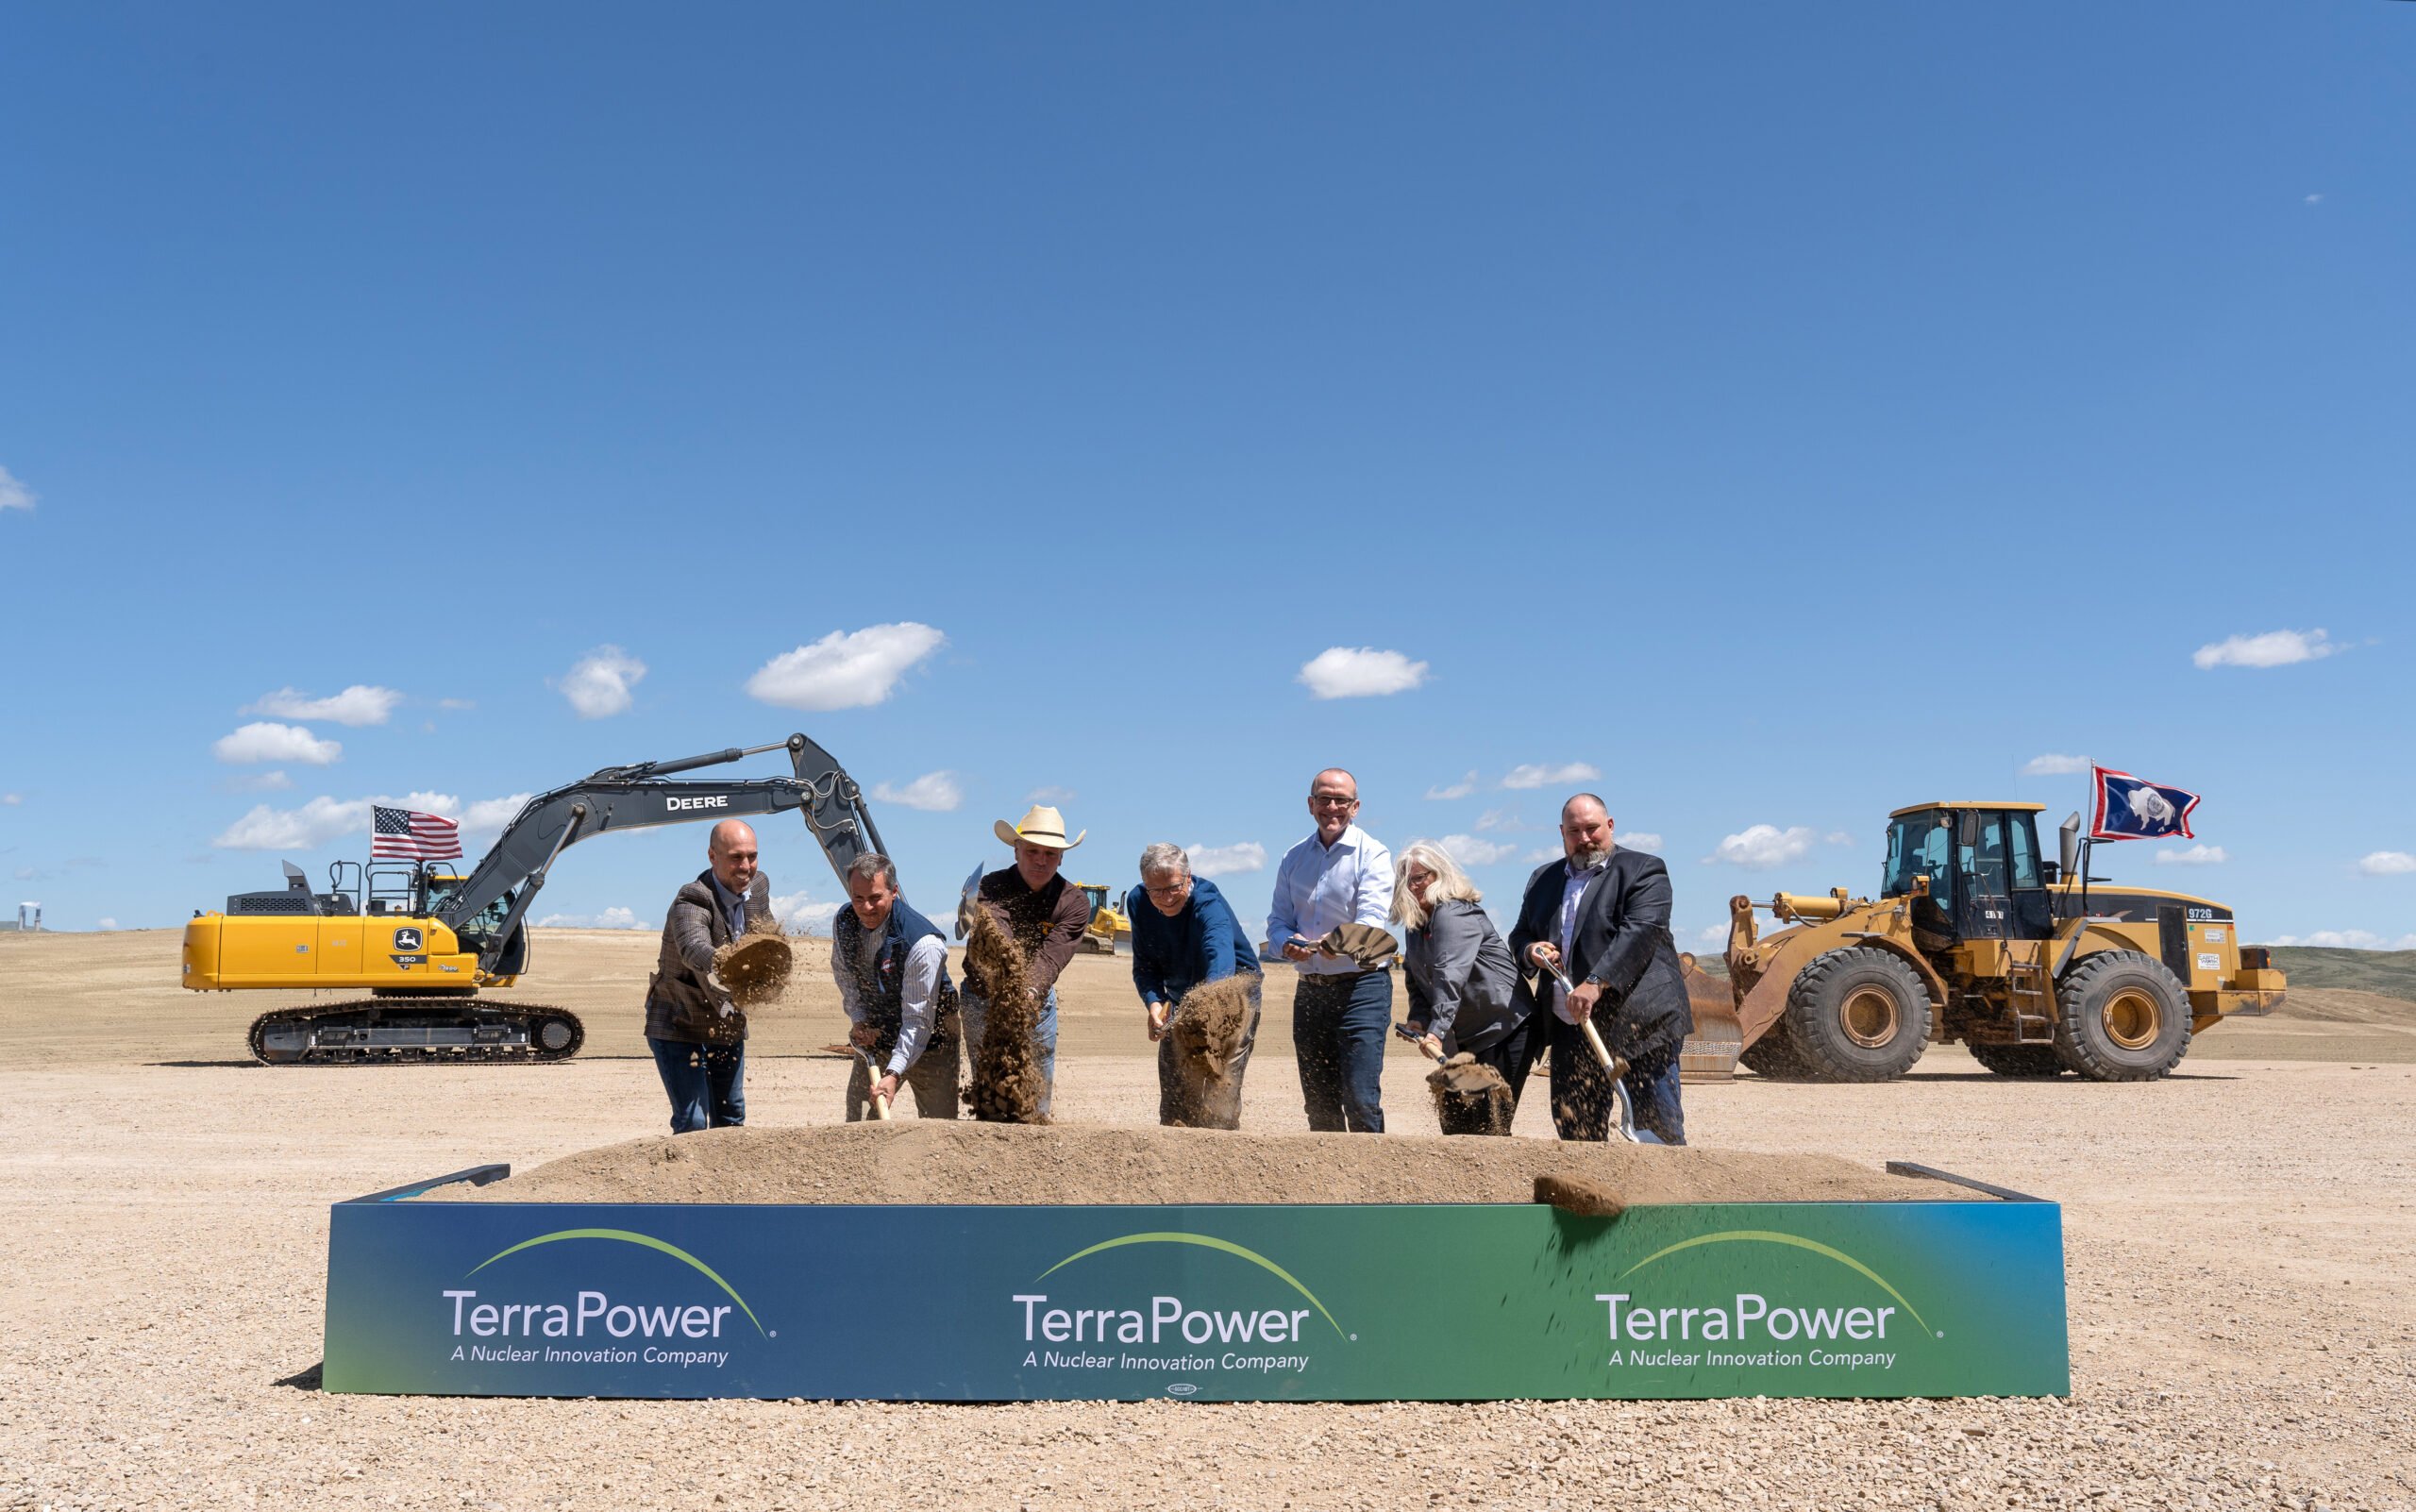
[{"left": 1883, "top": 804, "right": 2055, "bottom": 947}]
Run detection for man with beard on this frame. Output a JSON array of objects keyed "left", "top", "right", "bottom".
[{"left": 1506, "top": 794, "right": 1693, "bottom": 1143}]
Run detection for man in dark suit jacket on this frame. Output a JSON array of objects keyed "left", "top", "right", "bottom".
[{"left": 1507, "top": 794, "right": 1692, "bottom": 1143}]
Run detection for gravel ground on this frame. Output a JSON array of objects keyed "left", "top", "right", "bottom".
[{"left": 4, "top": 931, "right": 2412, "bottom": 1510}]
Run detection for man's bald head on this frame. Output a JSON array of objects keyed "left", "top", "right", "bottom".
[
  {"left": 708, "top": 819, "right": 760, "bottom": 895},
  {"left": 1308, "top": 767, "right": 1362, "bottom": 846}
]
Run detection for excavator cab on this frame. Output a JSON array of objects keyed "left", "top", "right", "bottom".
[{"left": 1883, "top": 803, "right": 2055, "bottom": 947}]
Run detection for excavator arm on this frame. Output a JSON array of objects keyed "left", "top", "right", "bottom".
[{"left": 434, "top": 733, "right": 884, "bottom": 973}]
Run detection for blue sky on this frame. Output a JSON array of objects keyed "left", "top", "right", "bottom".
[{"left": 2, "top": 3, "right": 2410, "bottom": 949}]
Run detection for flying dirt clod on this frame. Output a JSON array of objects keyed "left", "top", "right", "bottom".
[{"left": 964, "top": 904, "right": 1049, "bottom": 1124}]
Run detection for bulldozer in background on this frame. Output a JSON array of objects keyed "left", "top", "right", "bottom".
[
  {"left": 1682, "top": 800, "right": 2286, "bottom": 1083},
  {"left": 1075, "top": 882, "right": 1132, "bottom": 954}
]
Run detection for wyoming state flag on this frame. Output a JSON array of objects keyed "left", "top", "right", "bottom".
[{"left": 2090, "top": 766, "right": 2201, "bottom": 841}]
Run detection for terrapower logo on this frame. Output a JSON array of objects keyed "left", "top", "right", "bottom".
[
  {"left": 1595, "top": 1229, "right": 1934, "bottom": 1374},
  {"left": 1011, "top": 1232, "right": 1347, "bottom": 1380},
  {"left": 439, "top": 1228, "right": 765, "bottom": 1371}
]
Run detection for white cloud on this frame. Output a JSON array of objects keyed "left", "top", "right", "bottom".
[
  {"left": 2022, "top": 753, "right": 2091, "bottom": 777},
  {"left": 243, "top": 685, "right": 402, "bottom": 727},
  {"left": 456, "top": 795, "right": 532, "bottom": 837},
  {"left": 2154, "top": 845, "right": 2228, "bottom": 866},
  {"left": 1, "top": 793, "right": 20, "bottom": 805},
  {"left": 2357, "top": 851, "right": 2416, "bottom": 877},
  {"left": 210, "top": 790, "right": 528, "bottom": 851},
  {"left": 1429, "top": 833, "right": 1521, "bottom": 867},
  {"left": 1187, "top": 841, "right": 1267, "bottom": 878},
  {"left": 1618, "top": 832, "right": 1665, "bottom": 854},
  {"left": 1473, "top": 807, "right": 1520, "bottom": 832},
  {"left": 1026, "top": 785, "right": 1077, "bottom": 805},
  {"left": 212, "top": 796, "right": 370, "bottom": 851},
  {"left": 2271, "top": 930, "right": 2416, "bottom": 950},
  {"left": 557, "top": 647, "right": 646, "bottom": 718},
  {"left": 871, "top": 771, "right": 963, "bottom": 813},
  {"left": 746, "top": 623, "right": 945, "bottom": 711},
  {"left": 1425, "top": 772, "right": 1478, "bottom": 801},
  {"left": 230, "top": 770, "right": 294, "bottom": 793},
  {"left": 2192, "top": 629, "right": 2341, "bottom": 670},
  {"left": 0, "top": 465, "right": 35, "bottom": 512},
  {"left": 437, "top": 697, "right": 475, "bottom": 712},
  {"left": 770, "top": 891, "right": 842, "bottom": 933},
  {"left": 213, "top": 722, "right": 342, "bottom": 766},
  {"left": 1823, "top": 831, "right": 1854, "bottom": 847},
  {"left": 1297, "top": 647, "right": 1428, "bottom": 700},
  {"left": 96, "top": 917, "right": 118, "bottom": 931},
  {"left": 1693, "top": 924, "right": 1729, "bottom": 949},
  {"left": 2305, "top": 193, "right": 2324, "bottom": 205},
  {"left": 1524, "top": 847, "right": 1561, "bottom": 865},
  {"left": 536, "top": 906, "right": 647, "bottom": 930},
  {"left": 1704, "top": 825, "right": 1819, "bottom": 870},
  {"left": 1501, "top": 762, "right": 1601, "bottom": 791}
]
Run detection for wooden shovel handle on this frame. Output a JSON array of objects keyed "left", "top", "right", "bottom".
[{"left": 1579, "top": 1017, "right": 1619, "bottom": 1075}]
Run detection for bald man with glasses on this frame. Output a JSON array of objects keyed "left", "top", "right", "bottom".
[{"left": 1266, "top": 768, "right": 1396, "bottom": 1133}]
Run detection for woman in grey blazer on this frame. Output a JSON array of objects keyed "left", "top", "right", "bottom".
[{"left": 1392, "top": 842, "right": 1540, "bottom": 1112}]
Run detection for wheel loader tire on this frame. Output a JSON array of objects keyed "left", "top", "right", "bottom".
[
  {"left": 1737, "top": 1018, "right": 1813, "bottom": 1080},
  {"left": 2053, "top": 950, "right": 2190, "bottom": 1082},
  {"left": 1782, "top": 947, "right": 1933, "bottom": 1083},
  {"left": 1969, "top": 1043, "right": 2066, "bottom": 1079}
]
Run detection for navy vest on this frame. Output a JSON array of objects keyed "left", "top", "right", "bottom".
[{"left": 832, "top": 897, "right": 954, "bottom": 1032}]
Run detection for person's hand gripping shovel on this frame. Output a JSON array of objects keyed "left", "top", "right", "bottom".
[
  {"left": 1534, "top": 949, "right": 1639, "bottom": 1143},
  {"left": 849, "top": 1045, "right": 893, "bottom": 1120}
]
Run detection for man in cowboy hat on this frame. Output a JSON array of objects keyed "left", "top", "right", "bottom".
[{"left": 960, "top": 802, "right": 1093, "bottom": 1115}]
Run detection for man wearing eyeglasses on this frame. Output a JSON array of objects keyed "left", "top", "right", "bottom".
[
  {"left": 1266, "top": 768, "right": 1397, "bottom": 1133},
  {"left": 1128, "top": 842, "right": 1263, "bottom": 1129}
]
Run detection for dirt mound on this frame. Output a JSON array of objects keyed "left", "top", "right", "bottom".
[
  {"left": 964, "top": 904, "right": 1047, "bottom": 1123},
  {"left": 460, "top": 1120, "right": 1936, "bottom": 1207},
  {"left": 1169, "top": 976, "right": 1253, "bottom": 1084},
  {"left": 711, "top": 931, "right": 794, "bottom": 1008}
]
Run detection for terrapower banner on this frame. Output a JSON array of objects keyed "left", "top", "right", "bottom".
[{"left": 324, "top": 1196, "right": 2068, "bottom": 1401}]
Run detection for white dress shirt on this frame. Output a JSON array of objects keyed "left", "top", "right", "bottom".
[
  {"left": 1266, "top": 823, "right": 1396, "bottom": 976},
  {"left": 831, "top": 924, "right": 949, "bottom": 1076},
  {"left": 1554, "top": 856, "right": 1609, "bottom": 1017}
]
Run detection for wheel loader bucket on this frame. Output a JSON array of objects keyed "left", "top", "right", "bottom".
[{"left": 1678, "top": 952, "right": 1743, "bottom": 1081}]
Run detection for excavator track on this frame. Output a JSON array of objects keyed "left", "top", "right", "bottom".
[{"left": 246, "top": 999, "right": 585, "bottom": 1067}]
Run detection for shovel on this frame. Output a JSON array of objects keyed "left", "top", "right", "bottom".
[
  {"left": 1393, "top": 1020, "right": 1447, "bottom": 1062},
  {"left": 1535, "top": 956, "right": 1639, "bottom": 1143},
  {"left": 849, "top": 1045, "right": 893, "bottom": 1121}
]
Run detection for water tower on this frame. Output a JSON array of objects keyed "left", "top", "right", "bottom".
[{"left": 16, "top": 901, "right": 39, "bottom": 932}]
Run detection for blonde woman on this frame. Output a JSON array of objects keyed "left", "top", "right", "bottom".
[{"left": 1391, "top": 842, "right": 1536, "bottom": 1110}]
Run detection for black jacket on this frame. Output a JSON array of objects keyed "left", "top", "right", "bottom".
[{"left": 1505, "top": 848, "right": 1692, "bottom": 1059}]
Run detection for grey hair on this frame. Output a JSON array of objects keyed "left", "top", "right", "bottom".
[
  {"left": 845, "top": 852, "right": 898, "bottom": 890},
  {"left": 1389, "top": 841, "right": 1483, "bottom": 931},
  {"left": 1137, "top": 843, "right": 1192, "bottom": 881}
]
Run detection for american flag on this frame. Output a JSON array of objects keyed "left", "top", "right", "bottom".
[{"left": 372, "top": 806, "right": 463, "bottom": 862}]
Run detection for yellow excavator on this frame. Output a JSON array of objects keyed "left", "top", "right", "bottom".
[
  {"left": 182, "top": 733, "right": 886, "bottom": 1066},
  {"left": 1682, "top": 801, "right": 2286, "bottom": 1083}
]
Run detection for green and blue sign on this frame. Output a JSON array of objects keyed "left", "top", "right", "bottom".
[{"left": 323, "top": 1177, "right": 2068, "bottom": 1401}]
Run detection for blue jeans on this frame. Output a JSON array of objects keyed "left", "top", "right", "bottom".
[
  {"left": 647, "top": 1035, "right": 745, "bottom": 1134},
  {"left": 1293, "top": 968, "right": 1393, "bottom": 1133},
  {"left": 1548, "top": 1020, "right": 1686, "bottom": 1145},
  {"left": 960, "top": 986, "right": 1058, "bottom": 1117}
]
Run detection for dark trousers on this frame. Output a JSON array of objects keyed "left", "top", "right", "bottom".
[
  {"left": 1464, "top": 1010, "right": 1546, "bottom": 1116},
  {"left": 1548, "top": 1020, "right": 1686, "bottom": 1145},
  {"left": 647, "top": 1035, "right": 745, "bottom": 1135},
  {"left": 1157, "top": 978, "right": 1263, "bottom": 1130},
  {"left": 1293, "top": 968, "right": 1393, "bottom": 1134},
  {"left": 846, "top": 1026, "right": 961, "bottom": 1121}
]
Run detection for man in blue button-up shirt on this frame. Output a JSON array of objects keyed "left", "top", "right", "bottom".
[
  {"left": 1265, "top": 767, "right": 1396, "bottom": 1133},
  {"left": 1128, "top": 843, "right": 1262, "bottom": 1128}
]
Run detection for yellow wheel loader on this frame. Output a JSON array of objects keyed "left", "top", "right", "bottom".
[{"left": 1689, "top": 801, "right": 2285, "bottom": 1084}]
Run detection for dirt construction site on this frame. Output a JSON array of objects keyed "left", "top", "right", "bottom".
[{"left": 5, "top": 926, "right": 2413, "bottom": 1512}]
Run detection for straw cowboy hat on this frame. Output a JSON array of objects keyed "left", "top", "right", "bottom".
[{"left": 994, "top": 803, "right": 1085, "bottom": 850}]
